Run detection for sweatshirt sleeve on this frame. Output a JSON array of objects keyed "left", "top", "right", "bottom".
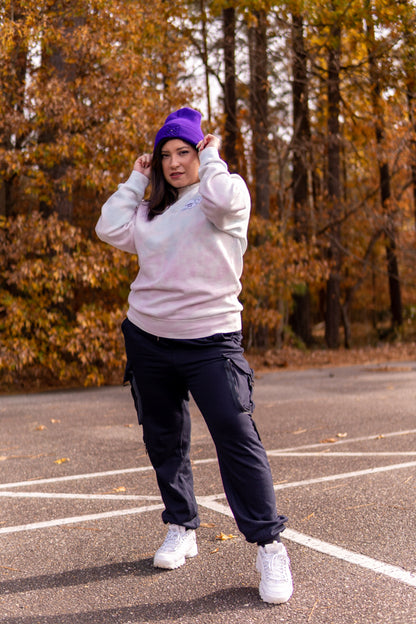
[
  {"left": 95, "top": 170, "right": 149, "bottom": 254},
  {"left": 198, "top": 147, "right": 251, "bottom": 240}
]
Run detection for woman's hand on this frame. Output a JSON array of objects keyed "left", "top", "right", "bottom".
[
  {"left": 197, "top": 134, "right": 221, "bottom": 153},
  {"left": 133, "top": 154, "right": 152, "bottom": 178}
]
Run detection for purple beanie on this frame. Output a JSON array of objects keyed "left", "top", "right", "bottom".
[{"left": 154, "top": 107, "right": 204, "bottom": 150}]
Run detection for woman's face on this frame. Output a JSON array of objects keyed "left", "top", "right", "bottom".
[{"left": 160, "top": 139, "right": 200, "bottom": 188}]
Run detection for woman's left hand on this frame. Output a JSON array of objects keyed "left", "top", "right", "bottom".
[{"left": 197, "top": 134, "right": 221, "bottom": 153}]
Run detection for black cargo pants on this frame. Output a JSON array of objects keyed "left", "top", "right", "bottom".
[{"left": 122, "top": 318, "right": 287, "bottom": 544}]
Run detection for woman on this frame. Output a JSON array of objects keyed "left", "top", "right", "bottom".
[{"left": 96, "top": 107, "right": 293, "bottom": 604}]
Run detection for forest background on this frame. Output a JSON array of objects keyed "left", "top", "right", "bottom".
[{"left": 1, "top": 0, "right": 416, "bottom": 393}]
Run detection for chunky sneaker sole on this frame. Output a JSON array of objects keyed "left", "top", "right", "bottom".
[
  {"left": 153, "top": 524, "right": 198, "bottom": 570},
  {"left": 256, "top": 541, "right": 293, "bottom": 604}
]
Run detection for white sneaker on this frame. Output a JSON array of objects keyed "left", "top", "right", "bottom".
[
  {"left": 153, "top": 524, "right": 198, "bottom": 569},
  {"left": 256, "top": 541, "right": 293, "bottom": 604}
]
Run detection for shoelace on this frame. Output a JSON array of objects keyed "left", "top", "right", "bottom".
[
  {"left": 262, "top": 552, "right": 290, "bottom": 582},
  {"left": 160, "top": 528, "right": 183, "bottom": 550}
]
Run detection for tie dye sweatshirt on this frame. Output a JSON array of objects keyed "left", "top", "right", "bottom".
[{"left": 95, "top": 147, "right": 251, "bottom": 339}]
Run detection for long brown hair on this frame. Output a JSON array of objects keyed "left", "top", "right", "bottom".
[{"left": 147, "top": 139, "right": 197, "bottom": 220}]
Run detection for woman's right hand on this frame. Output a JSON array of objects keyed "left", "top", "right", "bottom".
[{"left": 133, "top": 154, "right": 152, "bottom": 179}]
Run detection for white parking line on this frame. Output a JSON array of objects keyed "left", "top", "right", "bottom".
[
  {"left": 202, "top": 461, "right": 416, "bottom": 500},
  {"left": 1, "top": 460, "right": 414, "bottom": 507},
  {"left": 1, "top": 462, "right": 414, "bottom": 525},
  {"left": 0, "top": 491, "right": 161, "bottom": 501},
  {"left": 272, "top": 461, "right": 416, "bottom": 491},
  {"left": 284, "top": 529, "right": 416, "bottom": 588},
  {"left": 1, "top": 429, "right": 415, "bottom": 589},
  {"left": 270, "top": 451, "right": 416, "bottom": 456},
  {"left": 0, "top": 428, "right": 414, "bottom": 491},
  {"left": 0, "top": 466, "right": 154, "bottom": 490},
  {"left": 197, "top": 497, "right": 416, "bottom": 589},
  {"left": 1, "top": 461, "right": 414, "bottom": 502},
  {"left": 0, "top": 504, "right": 164, "bottom": 535},
  {"left": 3, "top": 492, "right": 414, "bottom": 590},
  {"left": 267, "top": 428, "right": 416, "bottom": 454}
]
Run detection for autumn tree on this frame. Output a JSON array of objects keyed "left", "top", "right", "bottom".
[
  {"left": 0, "top": 0, "right": 190, "bottom": 226},
  {"left": 248, "top": 7, "right": 270, "bottom": 218},
  {"left": 3, "top": 0, "right": 416, "bottom": 391},
  {"left": 37, "top": 1, "right": 86, "bottom": 221},
  {"left": 290, "top": 7, "right": 312, "bottom": 345},
  {"left": 364, "top": 0, "right": 403, "bottom": 329},
  {"left": 0, "top": 1, "right": 29, "bottom": 217},
  {"left": 397, "top": 0, "right": 416, "bottom": 230},
  {"left": 324, "top": 3, "right": 342, "bottom": 349},
  {"left": 0, "top": 0, "right": 196, "bottom": 389},
  {"left": 223, "top": 6, "right": 238, "bottom": 171}
]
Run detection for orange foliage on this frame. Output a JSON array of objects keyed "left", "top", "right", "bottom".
[
  {"left": 0, "top": 212, "right": 330, "bottom": 389},
  {"left": 241, "top": 215, "right": 328, "bottom": 346},
  {"left": 0, "top": 212, "right": 136, "bottom": 390}
]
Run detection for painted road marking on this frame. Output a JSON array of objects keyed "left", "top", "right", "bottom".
[
  {"left": 1, "top": 462, "right": 414, "bottom": 525},
  {"left": 0, "top": 491, "right": 161, "bottom": 500},
  {"left": 198, "top": 497, "right": 416, "bottom": 589},
  {"left": 2, "top": 491, "right": 415, "bottom": 588},
  {"left": 0, "top": 504, "right": 164, "bottom": 535},
  {"left": 267, "top": 428, "right": 416, "bottom": 454},
  {"left": 269, "top": 451, "right": 416, "bottom": 456},
  {"left": 1, "top": 462, "right": 414, "bottom": 502},
  {"left": 1, "top": 429, "right": 415, "bottom": 589},
  {"left": 271, "top": 461, "right": 416, "bottom": 491},
  {"left": 0, "top": 428, "right": 414, "bottom": 491},
  {"left": 0, "top": 466, "right": 155, "bottom": 490},
  {"left": 284, "top": 529, "right": 416, "bottom": 588},
  {"left": 1, "top": 461, "right": 415, "bottom": 502}
]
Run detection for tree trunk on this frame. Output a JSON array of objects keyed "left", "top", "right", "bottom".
[
  {"left": 325, "top": 18, "right": 342, "bottom": 349},
  {"left": 38, "top": 8, "right": 84, "bottom": 221},
  {"left": 223, "top": 7, "right": 238, "bottom": 172},
  {"left": 365, "top": 0, "right": 403, "bottom": 328},
  {"left": 290, "top": 11, "right": 312, "bottom": 345},
  {"left": 401, "top": 0, "right": 416, "bottom": 229},
  {"left": 200, "top": 0, "right": 212, "bottom": 125},
  {"left": 291, "top": 12, "right": 310, "bottom": 242},
  {"left": 0, "top": 5, "right": 27, "bottom": 217},
  {"left": 248, "top": 10, "right": 270, "bottom": 218}
]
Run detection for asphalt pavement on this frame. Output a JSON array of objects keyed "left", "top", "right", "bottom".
[{"left": 0, "top": 360, "right": 415, "bottom": 623}]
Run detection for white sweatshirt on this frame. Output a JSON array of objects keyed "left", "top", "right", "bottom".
[{"left": 95, "top": 147, "right": 251, "bottom": 339}]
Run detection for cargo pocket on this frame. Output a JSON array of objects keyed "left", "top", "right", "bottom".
[
  {"left": 223, "top": 355, "right": 255, "bottom": 413},
  {"left": 123, "top": 362, "right": 144, "bottom": 425}
]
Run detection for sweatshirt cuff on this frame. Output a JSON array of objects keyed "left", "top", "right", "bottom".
[
  {"left": 198, "top": 146, "right": 221, "bottom": 165},
  {"left": 123, "top": 170, "right": 150, "bottom": 194}
]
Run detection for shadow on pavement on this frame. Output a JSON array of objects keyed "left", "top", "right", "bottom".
[{"left": 0, "top": 559, "right": 269, "bottom": 623}]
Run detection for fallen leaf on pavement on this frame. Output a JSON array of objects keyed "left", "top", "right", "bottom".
[
  {"left": 215, "top": 532, "right": 238, "bottom": 541},
  {"left": 0, "top": 565, "right": 21, "bottom": 572}
]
